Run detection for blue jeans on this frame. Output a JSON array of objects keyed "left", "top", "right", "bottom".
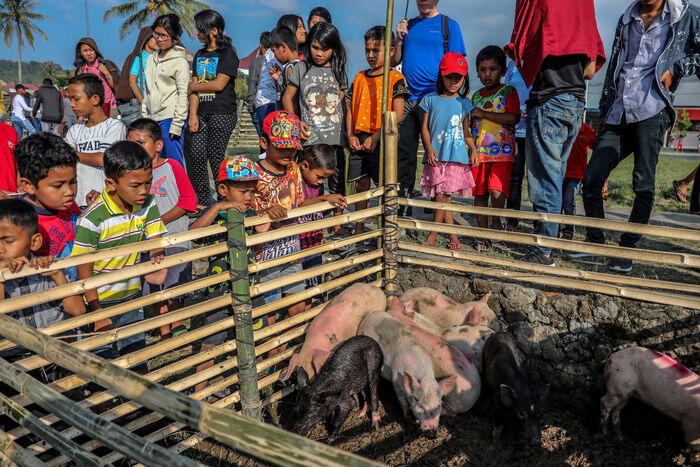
[
  {"left": 92, "top": 306, "right": 146, "bottom": 370},
  {"left": 525, "top": 93, "right": 584, "bottom": 256},
  {"left": 158, "top": 119, "right": 185, "bottom": 167},
  {"left": 11, "top": 117, "right": 36, "bottom": 138},
  {"left": 255, "top": 103, "right": 277, "bottom": 136},
  {"left": 560, "top": 177, "right": 582, "bottom": 237}
]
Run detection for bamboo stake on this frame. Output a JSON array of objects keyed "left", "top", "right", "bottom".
[
  {"left": 0, "top": 451, "right": 15, "bottom": 467},
  {"left": 398, "top": 218, "right": 700, "bottom": 267},
  {"left": 0, "top": 428, "right": 47, "bottom": 467},
  {"left": 0, "top": 315, "right": 380, "bottom": 466},
  {"left": 383, "top": 111, "right": 400, "bottom": 295},
  {"left": 400, "top": 255, "right": 700, "bottom": 310},
  {"left": 399, "top": 197, "right": 700, "bottom": 242}
]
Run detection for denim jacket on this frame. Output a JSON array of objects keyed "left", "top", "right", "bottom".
[{"left": 599, "top": 0, "right": 700, "bottom": 126}]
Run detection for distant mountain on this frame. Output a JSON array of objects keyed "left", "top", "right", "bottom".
[{"left": 0, "top": 60, "right": 72, "bottom": 85}]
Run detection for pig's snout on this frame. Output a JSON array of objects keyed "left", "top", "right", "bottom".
[{"left": 420, "top": 417, "right": 439, "bottom": 435}]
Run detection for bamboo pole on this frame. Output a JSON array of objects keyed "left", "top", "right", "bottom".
[
  {"left": 0, "top": 315, "right": 381, "bottom": 466},
  {"left": 0, "top": 357, "right": 196, "bottom": 467},
  {"left": 383, "top": 111, "right": 400, "bottom": 296},
  {"left": 227, "top": 207, "right": 261, "bottom": 420},
  {"left": 399, "top": 197, "right": 700, "bottom": 242},
  {"left": 0, "top": 451, "right": 15, "bottom": 467},
  {"left": 0, "top": 429, "right": 46, "bottom": 467},
  {"left": 399, "top": 242, "right": 700, "bottom": 294},
  {"left": 398, "top": 218, "right": 700, "bottom": 267},
  {"left": 400, "top": 255, "right": 700, "bottom": 310}
]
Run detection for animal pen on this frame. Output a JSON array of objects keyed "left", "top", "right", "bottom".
[{"left": 1, "top": 12, "right": 700, "bottom": 467}]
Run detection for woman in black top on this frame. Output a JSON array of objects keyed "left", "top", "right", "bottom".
[{"left": 187, "top": 9, "right": 240, "bottom": 207}]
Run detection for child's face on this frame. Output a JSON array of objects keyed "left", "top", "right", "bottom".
[
  {"left": 106, "top": 168, "right": 153, "bottom": 208},
  {"left": 300, "top": 160, "right": 334, "bottom": 187},
  {"left": 310, "top": 40, "right": 333, "bottom": 67},
  {"left": 296, "top": 18, "right": 307, "bottom": 45},
  {"left": 0, "top": 219, "right": 41, "bottom": 260},
  {"left": 80, "top": 44, "right": 97, "bottom": 64},
  {"left": 442, "top": 73, "right": 465, "bottom": 95},
  {"left": 217, "top": 181, "right": 258, "bottom": 208},
  {"left": 67, "top": 82, "right": 99, "bottom": 117},
  {"left": 308, "top": 15, "right": 326, "bottom": 29},
  {"left": 261, "top": 138, "right": 297, "bottom": 168},
  {"left": 477, "top": 59, "right": 504, "bottom": 89},
  {"left": 22, "top": 166, "right": 78, "bottom": 211},
  {"left": 272, "top": 44, "right": 287, "bottom": 64},
  {"left": 365, "top": 39, "right": 390, "bottom": 70},
  {"left": 128, "top": 130, "right": 164, "bottom": 161}
]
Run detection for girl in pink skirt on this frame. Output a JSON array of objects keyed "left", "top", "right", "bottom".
[{"left": 419, "top": 53, "right": 478, "bottom": 250}]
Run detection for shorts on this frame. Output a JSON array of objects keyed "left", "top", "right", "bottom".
[
  {"left": 471, "top": 161, "right": 514, "bottom": 198},
  {"left": 301, "top": 253, "right": 323, "bottom": 288},
  {"left": 348, "top": 132, "right": 380, "bottom": 184},
  {"left": 254, "top": 260, "right": 305, "bottom": 303},
  {"left": 141, "top": 246, "right": 192, "bottom": 297}
]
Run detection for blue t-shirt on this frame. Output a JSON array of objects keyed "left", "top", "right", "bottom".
[
  {"left": 419, "top": 92, "right": 474, "bottom": 164},
  {"left": 504, "top": 61, "right": 530, "bottom": 139},
  {"left": 129, "top": 50, "right": 150, "bottom": 89},
  {"left": 402, "top": 15, "right": 466, "bottom": 100}
]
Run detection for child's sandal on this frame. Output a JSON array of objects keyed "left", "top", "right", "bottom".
[
  {"left": 447, "top": 242, "right": 462, "bottom": 251},
  {"left": 422, "top": 241, "right": 436, "bottom": 247},
  {"left": 474, "top": 239, "right": 491, "bottom": 253},
  {"left": 171, "top": 325, "right": 187, "bottom": 337}
]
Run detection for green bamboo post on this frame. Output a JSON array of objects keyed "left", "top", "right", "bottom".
[
  {"left": 0, "top": 392, "right": 100, "bottom": 466},
  {"left": 0, "top": 428, "right": 46, "bottom": 467},
  {"left": 227, "top": 208, "right": 261, "bottom": 420}
]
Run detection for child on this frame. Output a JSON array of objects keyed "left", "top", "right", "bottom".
[
  {"left": 346, "top": 25, "right": 410, "bottom": 236},
  {"left": 127, "top": 118, "right": 196, "bottom": 340},
  {"left": 0, "top": 199, "right": 85, "bottom": 363},
  {"left": 269, "top": 26, "right": 301, "bottom": 108},
  {"left": 65, "top": 74, "right": 127, "bottom": 209},
  {"left": 298, "top": 144, "right": 347, "bottom": 287},
  {"left": 561, "top": 122, "right": 595, "bottom": 240},
  {"left": 0, "top": 121, "right": 19, "bottom": 194},
  {"left": 419, "top": 52, "right": 477, "bottom": 251},
  {"left": 470, "top": 46, "right": 521, "bottom": 252},
  {"left": 15, "top": 134, "right": 82, "bottom": 281},
  {"left": 283, "top": 22, "right": 348, "bottom": 204},
  {"left": 72, "top": 141, "right": 166, "bottom": 367}
]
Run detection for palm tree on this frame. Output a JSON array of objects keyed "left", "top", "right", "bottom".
[
  {"left": 103, "top": 0, "right": 210, "bottom": 40},
  {"left": 0, "top": 0, "right": 49, "bottom": 82}
]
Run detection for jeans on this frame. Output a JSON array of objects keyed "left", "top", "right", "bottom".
[
  {"left": 255, "top": 103, "right": 277, "bottom": 135},
  {"left": 397, "top": 99, "right": 423, "bottom": 199},
  {"left": 92, "top": 307, "right": 146, "bottom": 369},
  {"left": 691, "top": 163, "right": 700, "bottom": 213},
  {"left": 526, "top": 93, "right": 584, "bottom": 256},
  {"left": 582, "top": 110, "right": 670, "bottom": 248},
  {"left": 158, "top": 118, "right": 186, "bottom": 167},
  {"left": 41, "top": 121, "right": 61, "bottom": 136},
  {"left": 11, "top": 117, "right": 36, "bottom": 138},
  {"left": 506, "top": 138, "right": 527, "bottom": 228},
  {"left": 561, "top": 177, "right": 582, "bottom": 237}
]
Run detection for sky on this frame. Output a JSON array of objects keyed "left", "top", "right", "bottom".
[{"left": 2, "top": 0, "right": 698, "bottom": 103}]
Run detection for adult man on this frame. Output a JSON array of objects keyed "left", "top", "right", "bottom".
[
  {"left": 504, "top": 61, "right": 530, "bottom": 231},
  {"left": 392, "top": 0, "right": 466, "bottom": 208},
  {"left": 32, "top": 78, "right": 64, "bottom": 136},
  {"left": 246, "top": 32, "right": 270, "bottom": 136},
  {"left": 11, "top": 84, "right": 36, "bottom": 139},
  {"left": 581, "top": 0, "right": 700, "bottom": 272},
  {"left": 505, "top": 0, "right": 605, "bottom": 266}
]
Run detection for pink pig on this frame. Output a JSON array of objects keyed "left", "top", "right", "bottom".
[
  {"left": 601, "top": 347, "right": 700, "bottom": 455},
  {"left": 399, "top": 287, "right": 504, "bottom": 330},
  {"left": 281, "top": 283, "right": 386, "bottom": 381}
]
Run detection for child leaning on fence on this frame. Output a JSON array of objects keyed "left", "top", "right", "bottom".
[{"left": 72, "top": 141, "right": 166, "bottom": 371}]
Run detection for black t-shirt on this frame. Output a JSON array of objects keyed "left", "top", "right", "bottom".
[
  {"left": 192, "top": 46, "right": 239, "bottom": 115},
  {"left": 527, "top": 55, "right": 587, "bottom": 109}
]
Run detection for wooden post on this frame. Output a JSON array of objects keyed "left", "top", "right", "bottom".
[
  {"left": 383, "top": 111, "right": 400, "bottom": 295},
  {"left": 226, "top": 208, "right": 261, "bottom": 420}
]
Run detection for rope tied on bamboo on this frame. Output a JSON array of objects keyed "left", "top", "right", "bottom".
[{"left": 383, "top": 182, "right": 400, "bottom": 295}]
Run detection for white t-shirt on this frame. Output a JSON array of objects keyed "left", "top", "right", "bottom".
[
  {"left": 12, "top": 94, "right": 32, "bottom": 120},
  {"left": 65, "top": 118, "right": 126, "bottom": 206}
]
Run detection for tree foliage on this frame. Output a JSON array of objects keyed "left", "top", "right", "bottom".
[
  {"left": 0, "top": 0, "right": 49, "bottom": 81},
  {"left": 675, "top": 108, "right": 692, "bottom": 139},
  {"left": 103, "top": 0, "right": 211, "bottom": 40}
]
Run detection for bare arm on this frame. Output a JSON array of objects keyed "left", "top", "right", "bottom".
[
  {"left": 471, "top": 108, "right": 520, "bottom": 126},
  {"left": 49, "top": 270, "right": 86, "bottom": 317},
  {"left": 188, "top": 76, "right": 200, "bottom": 132},
  {"left": 190, "top": 73, "right": 231, "bottom": 93},
  {"left": 129, "top": 74, "right": 144, "bottom": 103},
  {"left": 282, "top": 83, "right": 299, "bottom": 115},
  {"left": 77, "top": 262, "right": 100, "bottom": 312},
  {"left": 76, "top": 152, "right": 104, "bottom": 167},
  {"left": 160, "top": 206, "right": 187, "bottom": 226}
]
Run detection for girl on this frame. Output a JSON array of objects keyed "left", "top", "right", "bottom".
[
  {"left": 277, "top": 14, "right": 307, "bottom": 51},
  {"left": 142, "top": 14, "right": 189, "bottom": 167},
  {"left": 73, "top": 38, "right": 119, "bottom": 117},
  {"left": 187, "top": 9, "right": 240, "bottom": 208},
  {"left": 283, "top": 22, "right": 348, "bottom": 207},
  {"left": 419, "top": 52, "right": 478, "bottom": 251}
]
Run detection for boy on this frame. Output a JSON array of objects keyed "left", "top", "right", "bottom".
[
  {"left": 269, "top": 26, "right": 301, "bottom": 109},
  {"left": 65, "top": 74, "right": 126, "bottom": 209},
  {"left": 128, "top": 118, "right": 195, "bottom": 339},
  {"left": 561, "top": 122, "right": 596, "bottom": 240},
  {"left": 346, "top": 26, "right": 409, "bottom": 235},
  {"left": 72, "top": 141, "right": 166, "bottom": 366},
  {"left": 11, "top": 84, "right": 36, "bottom": 138},
  {"left": 470, "top": 45, "right": 521, "bottom": 252}
]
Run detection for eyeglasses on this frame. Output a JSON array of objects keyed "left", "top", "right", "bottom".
[{"left": 153, "top": 31, "right": 171, "bottom": 40}]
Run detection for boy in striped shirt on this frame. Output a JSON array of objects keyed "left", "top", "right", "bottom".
[{"left": 72, "top": 141, "right": 166, "bottom": 366}]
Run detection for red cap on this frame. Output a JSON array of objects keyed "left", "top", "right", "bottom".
[{"left": 439, "top": 52, "right": 468, "bottom": 76}]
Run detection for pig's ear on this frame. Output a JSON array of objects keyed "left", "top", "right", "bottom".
[
  {"left": 296, "top": 367, "right": 310, "bottom": 390},
  {"left": 403, "top": 373, "right": 417, "bottom": 395},
  {"left": 480, "top": 292, "right": 491, "bottom": 303},
  {"left": 402, "top": 299, "right": 414, "bottom": 312},
  {"left": 439, "top": 376, "right": 457, "bottom": 395},
  {"left": 500, "top": 384, "right": 517, "bottom": 407},
  {"left": 466, "top": 309, "right": 481, "bottom": 326}
]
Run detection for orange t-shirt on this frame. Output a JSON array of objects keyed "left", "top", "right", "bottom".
[{"left": 348, "top": 69, "right": 410, "bottom": 134}]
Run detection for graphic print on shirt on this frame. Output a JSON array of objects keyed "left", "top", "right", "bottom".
[
  {"left": 196, "top": 56, "right": 219, "bottom": 102},
  {"left": 302, "top": 78, "right": 342, "bottom": 144},
  {"left": 437, "top": 114, "right": 466, "bottom": 146},
  {"left": 471, "top": 84, "right": 518, "bottom": 163},
  {"left": 150, "top": 176, "right": 168, "bottom": 197}
]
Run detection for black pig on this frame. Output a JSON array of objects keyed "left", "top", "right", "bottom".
[
  {"left": 293, "top": 335, "right": 383, "bottom": 443},
  {"left": 482, "top": 332, "right": 550, "bottom": 446}
]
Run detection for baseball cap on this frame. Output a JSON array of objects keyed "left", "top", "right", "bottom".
[
  {"left": 439, "top": 52, "right": 468, "bottom": 76},
  {"left": 217, "top": 155, "right": 260, "bottom": 183},
  {"left": 262, "top": 110, "right": 303, "bottom": 150}
]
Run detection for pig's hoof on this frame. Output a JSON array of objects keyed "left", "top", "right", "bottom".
[
  {"left": 359, "top": 402, "right": 369, "bottom": 418},
  {"left": 372, "top": 412, "right": 381, "bottom": 429}
]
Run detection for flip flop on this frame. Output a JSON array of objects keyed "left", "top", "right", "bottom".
[
  {"left": 447, "top": 242, "right": 462, "bottom": 251},
  {"left": 673, "top": 180, "right": 687, "bottom": 203},
  {"left": 422, "top": 241, "right": 436, "bottom": 247},
  {"left": 171, "top": 325, "right": 187, "bottom": 337}
]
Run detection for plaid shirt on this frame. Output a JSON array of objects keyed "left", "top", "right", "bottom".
[{"left": 299, "top": 181, "right": 324, "bottom": 249}]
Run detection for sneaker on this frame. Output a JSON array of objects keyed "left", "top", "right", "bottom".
[
  {"left": 523, "top": 250, "right": 555, "bottom": 267},
  {"left": 608, "top": 258, "right": 633, "bottom": 273}
]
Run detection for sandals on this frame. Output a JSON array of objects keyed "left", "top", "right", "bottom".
[
  {"left": 422, "top": 241, "right": 436, "bottom": 247},
  {"left": 673, "top": 180, "right": 687, "bottom": 203},
  {"left": 171, "top": 325, "right": 188, "bottom": 337},
  {"left": 474, "top": 239, "right": 492, "bottom": 253},
  {"left": 447, "top": 242, "right": 462, "bottom": 251}
]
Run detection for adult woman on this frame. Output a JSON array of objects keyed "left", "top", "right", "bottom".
[
  {"left": 74, "top": 38, "right": 120, "bottom": 117},
  {"left": 307, "top": 6, "right": 332, "bottom": 29},
  {"left": 142, "top": 14, "right": 189, "bottom": 166},
  {"left": 187, "top": 9, "right": 240, "bottom": 207},
  {"left": 115, "top": 27, "right": 157, "bottom": 126},
  {"left": 276, "top": 14, "right": 307, "bottom": 50}
]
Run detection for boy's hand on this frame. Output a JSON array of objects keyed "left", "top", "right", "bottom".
[
  {"left": 150, "top": 248, "right": 165, "bottom": 264},
  {"left": 300, "top": 122, "right": 311, "bottom": 140},
  {"left": 94, "top": 317, "right": 113, "bottom": 332},
  {"left": 31, "top": 255, "right": 55, "bottom": 270},
  {"left": 660, "top": 70, "right": 673, "bottom": 91},
  {"left": 348, "top": 135, "right": 362, "bottom": 152},
  {"left": 470, "top": 154, "right": 481, "bottom": 168},
  {"left": 270, "top": 64, "right": 282, "bottom": 81},
  {"left": 470, "top": 108, "right": 485, "bottom": 120},
  {"left": 266, "top": 205, "right": 287, "bottom": 219},
  {"left": 426, "top": 149, "right": 438, "bottom": 167},
  {"left": 86, "top": 190, "right": 101, "bottom": 206},
  {"left": 323, "top": 194, "right": 347, "bottom": 209},
  {"left": 189, "top": 114, "right": 200, "bottom": 133},
  {"left": 0, "top": 256, "right": 30, "bottom": 273},
  {"left": 219, "top": 201, "right": 249, "bottom": 213}
]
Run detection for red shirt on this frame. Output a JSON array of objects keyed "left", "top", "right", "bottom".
[
  {"left": 0, "top": 122, "right": 19, "bottom": 192},
  {"left": 565, "top": 123, "right": 596, "bottom": 180},
  {"left": 21, "top": 195, "right": 81, "bottom": 257}
]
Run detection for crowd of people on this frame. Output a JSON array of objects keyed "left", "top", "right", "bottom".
[{"left": 0, "top": 0, "right": 699, "bottom": 376}]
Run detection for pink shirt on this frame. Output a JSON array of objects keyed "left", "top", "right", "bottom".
[{"left": 82, "top": 62, "right": 116, "bottom": 108}]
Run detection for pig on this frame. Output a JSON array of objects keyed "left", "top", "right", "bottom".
[
  {"left": 387, "top": 298, "right": 481, "bottom": 416},
  {"left": 399, "top": 287, "right": 505, "bottom": 331},
  {"left": 600, "top": 347, "right": 700, "bottom": 454},
  {"left": 442, "top": 324, "right": 494, "bottom": 372},
  {"left": 482, "top": 332, "right": 549, "bottom": 446},
  {"left": 281, "top": 283, "right": 386, "bottom": 381},
  {"left": 293, "top": 335, "right": 384, "bottom": 443},
  {"left": 358, "top": 311, "right": 455, "bottom": 437}
]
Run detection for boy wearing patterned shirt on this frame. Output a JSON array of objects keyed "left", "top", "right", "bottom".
[{"left": 72, "top": 141, "right": 166, "bottom": 365}]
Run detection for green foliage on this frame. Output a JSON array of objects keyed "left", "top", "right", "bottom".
[
  {"left": 0, "top": 59, "right": 71, "bottom": 84},
  {"left": 0, "top": 0, "right": 50, "bottom": 81},
  {"left": 235, "top": 70, "right": 248, "bottom": 103},
  {"left": 103, "top": 0, "right": 211, "bottom": 40},
  {"left": 674, "top": 108, "right": 692, "bottom": 139}
]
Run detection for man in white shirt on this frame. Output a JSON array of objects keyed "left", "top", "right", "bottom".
[{"left": 11, "top": 84, "right": 36, "bottom": 139}]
